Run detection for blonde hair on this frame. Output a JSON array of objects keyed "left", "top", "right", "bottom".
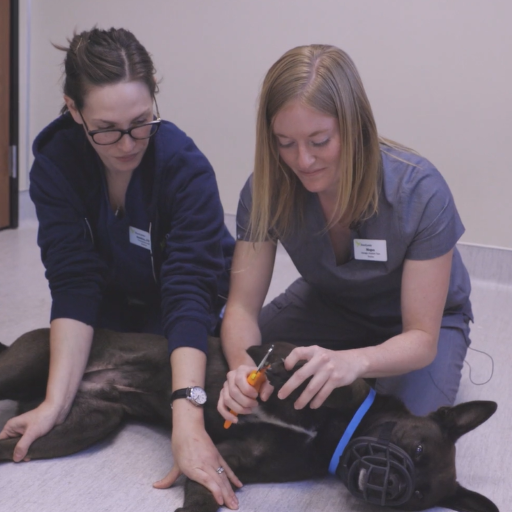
[{"left": 250, "top": 44, "right": 382, "bottom": 242}]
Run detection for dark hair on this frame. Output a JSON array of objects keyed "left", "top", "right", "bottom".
[{"left": 55, "top": 27, "right": 158, "bottom": 114}]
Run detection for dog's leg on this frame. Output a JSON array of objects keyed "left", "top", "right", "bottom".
[
  {"left": 175, "top": 479, "right": 222, "bottom": 512},
  {"left": 267, "top": 358, "right": 371, "bottom": 409},
  {"left": 220, "top": 430, "right": 326, "bottom": 484},
  {"left": 0, "top": 329, "right": 50, "bottom": 402},
  {"left": 175, "top": 436, "right": 275, "bottom": 512},
  {"left": 177, "top": 428, "right": 326, "bottom": 512},
  {"left": 321, "top": 378, "right": 371, "bottom": 409},
  {"left": 0, "top": 393, "right": 125, "bottom": 462}
]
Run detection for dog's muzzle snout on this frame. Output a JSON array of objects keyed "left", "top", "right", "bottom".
[{"left": 337, "top": 422, "right": 415, "bottom": 507}]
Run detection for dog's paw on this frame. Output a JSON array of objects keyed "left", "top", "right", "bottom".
[
  {"left": 266, "top": 359, "right": 293, "bottom": 391},
  {"left": 174, "top": 505, "right": 212, "bottom": 512},
  {"left": 178, "top": 479, "right": 221, "bottom": 512},
  {"left": 174, "top": 501, "right": 218, "bottom": 512},
  {"left": 0, "top": 438, "right": 18, "bottom": 462}
]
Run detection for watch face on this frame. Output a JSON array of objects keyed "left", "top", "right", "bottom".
[{"left": 189, "top": 386, "right": 207, "bottom": 406}]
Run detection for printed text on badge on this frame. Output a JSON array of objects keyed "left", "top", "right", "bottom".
[{"left": 354, "top": 239, "right": 387, "bottom": 261}]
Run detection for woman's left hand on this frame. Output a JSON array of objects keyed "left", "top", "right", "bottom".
[
  {"left": 277, "top": 345, "right": 366, "bottom": 410},
  {"left": 153, "top": 421, "right": 242, "bottom": 510}
]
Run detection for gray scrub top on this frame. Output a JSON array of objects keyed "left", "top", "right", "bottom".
[{"left": 236, "top": 145, "right": 472, "bottom": 329}]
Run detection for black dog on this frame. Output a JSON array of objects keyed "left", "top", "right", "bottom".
[{"left": 0, "top": 329, "right": 498, "bottom": 512}]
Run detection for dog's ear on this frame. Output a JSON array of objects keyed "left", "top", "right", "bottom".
[
  {"left": 246, "top": 341, "right": 296, "bottom": 366},
  {"left": 438, "top": 483, "right": 499, "bottom": 512},
  {"left": 431, "top": 401, "right": 497, "bottom": 442}
]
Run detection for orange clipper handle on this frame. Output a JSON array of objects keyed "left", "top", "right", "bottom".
[{"left": 223, "top": 369, "right": 267, "bottom": 429}]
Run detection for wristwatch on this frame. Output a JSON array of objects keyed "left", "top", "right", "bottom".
[{"left": 170, "top": 386, "right": 207, "bottom": 407}]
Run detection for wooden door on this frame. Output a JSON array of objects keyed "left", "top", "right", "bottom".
[{"left": 0, "top": 0, "right": 11, "bottom": 229}]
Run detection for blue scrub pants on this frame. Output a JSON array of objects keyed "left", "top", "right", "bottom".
[{"left": 259, "top": 278, "right": 471, "bottom": 416}]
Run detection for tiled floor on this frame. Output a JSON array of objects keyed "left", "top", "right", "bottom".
[{"left": 0, "top": 204, "right": 510, "bottom": 512}]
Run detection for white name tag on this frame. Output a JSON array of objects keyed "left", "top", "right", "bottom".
[
  {"left": 354, "top": 239, "right": 387, "bottom": 261},
  {"left": 129, "top": 226, "right": 151, "bottom": 250}
]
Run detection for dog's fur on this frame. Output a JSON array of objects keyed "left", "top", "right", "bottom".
[{"left": 0, "top": 329, "right": 499, "bottom": 512}]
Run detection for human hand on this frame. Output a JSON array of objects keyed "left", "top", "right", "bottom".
[
  {"left": 0, "top": 402, "right": 61, "bottom": 462},
  {"left": 153, "top": 422, "right": 242, "bottom": 509},
  {"left": 277, "top": 346, "right": 365, "bottom": 410},
  {"left": 217, "top": 365, "right": 274, "bottom": 423}
]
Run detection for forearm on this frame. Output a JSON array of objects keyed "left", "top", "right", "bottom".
[
  {"left": 355, "top": 329, "right": 438, "bottom": 379},
  {"left": 354, "top": 252, "right": 451, "bottom": 379},
  {"left": 280, "top": 327, "right": 439, "bottom": 411},
  {"left": 221, "top": 304, "right": 262, "bottom": 370},
  {"left": 165, "top": 350, "right": 241, "bottom": 508},
  {"left": 170, "top": 347, "right": 207, "bottom": 428},
  {"left": 45, "top": 318, "right": 94, "bottom": 421},
  {"left": 220, "top": 240, "right": 277, "bottom": 370}
]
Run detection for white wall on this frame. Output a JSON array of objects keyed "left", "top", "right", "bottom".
[{"left": 19, "top": 0, "right": 512, "bottom": 248}]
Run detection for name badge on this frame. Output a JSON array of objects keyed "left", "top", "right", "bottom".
[
  {"left": 354, "top": 239, "right": 387, "bottom": 261},
  {"left": 129, "top": 226, "right": 151, "bottom": 251}
]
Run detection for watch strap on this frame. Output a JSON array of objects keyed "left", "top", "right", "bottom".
[{"left": 170, "top": 388, "right": 189, "bottom": 403}]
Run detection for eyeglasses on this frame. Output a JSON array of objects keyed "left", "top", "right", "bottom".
[{"left": 78, "top": 98, "right": 162, "bottom": 146}]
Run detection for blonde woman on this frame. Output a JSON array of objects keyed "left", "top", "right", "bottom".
[{"left": 218, "top": 44, "right": 472, "bottom": 421}]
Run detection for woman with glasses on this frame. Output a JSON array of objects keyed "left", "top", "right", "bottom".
[{"left": 0, "top": 28, "right": 240, "bottom": 509}]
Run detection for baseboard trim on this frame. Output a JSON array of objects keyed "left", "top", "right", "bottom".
[{"left": 457, "top": 243, "right": 512, "bottom": 286}]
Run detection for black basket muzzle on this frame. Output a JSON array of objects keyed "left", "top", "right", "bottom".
[{"left": 337, "top": 422, "right": 415, "bottom": 507}]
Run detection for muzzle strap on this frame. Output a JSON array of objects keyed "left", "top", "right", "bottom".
[{"left": 328, "top": 387, "right": 376, "bottom": 475}]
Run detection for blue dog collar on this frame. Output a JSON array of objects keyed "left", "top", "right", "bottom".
[{"left": 328, "top": 387, "right": 376, "bottom": 475}]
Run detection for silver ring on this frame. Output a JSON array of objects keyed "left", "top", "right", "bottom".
[{"left": 216, "top": 466, "right": 225, "bottom": 475}]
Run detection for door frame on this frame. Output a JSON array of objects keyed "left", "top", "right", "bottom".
[
  {"left": 0, "top": 0, "right": 19, "bottom": 230},
  {"left": 9, "top": 0, "right": 19, "bottom": 228}
]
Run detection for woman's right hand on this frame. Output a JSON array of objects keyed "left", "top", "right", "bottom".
[
  {"left": 0, "top": 401, "right": 62, "bottom": 462},
  {"left": 217, "top": 365, "right": 274, "bottom": 423}
]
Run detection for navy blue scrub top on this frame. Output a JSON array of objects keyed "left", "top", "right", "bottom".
[{"left": 96, "top": 165, "right": 160, "bottom": 304}]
